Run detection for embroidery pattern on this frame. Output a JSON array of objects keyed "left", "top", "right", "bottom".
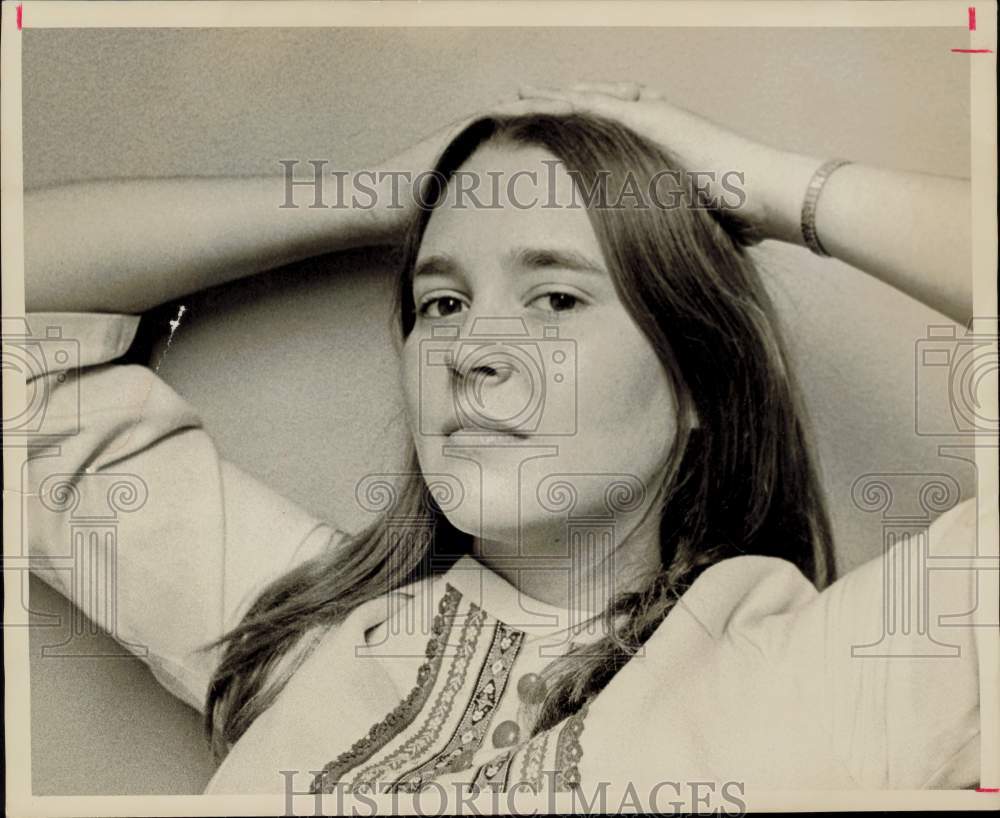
[
  {"left": 518, "top": 729, "right": 550, "bottom": 790},
  {"left": 307, "top": 582, "right": 593, "bottom": 796},
  {"left": 308, "top": 585, "right": 461, "bottom": 794},
  {"left": 467, "top": 703, "right": 589, "bottom": 794},
  {"left": 348, "top": 596, "right": 487, "bottom": 790},
  {"left": 553, "top": 701, "right": 589, "bottom": 791},
  {"left": 471, "top": 749, "right": 515, "bottom": 792},
  {"left": 391, "top": 622, "right": 525, "bottom": 792}
]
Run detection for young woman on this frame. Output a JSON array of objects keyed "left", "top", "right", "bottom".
[{"left": 25, "top": 82, "right": 988, "bottom": 796}]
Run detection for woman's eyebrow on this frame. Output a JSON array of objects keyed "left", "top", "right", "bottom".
[
  {"left": 508, "top": 246, "right": 607, "bottom": 276},
  {"left": 412, "top": 246, "right": 607, "bottom": 282},
  {"left": 413, "top": 254, "right": 460, "bottom": 281}
]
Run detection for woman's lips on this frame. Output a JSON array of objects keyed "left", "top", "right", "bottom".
[{"left": 446, "top": 428, "right": 531, "bottom": 446}]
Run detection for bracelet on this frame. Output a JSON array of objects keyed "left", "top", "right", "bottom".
[{"left": 800, "top": 158, "right": 852, "bottom": 257}]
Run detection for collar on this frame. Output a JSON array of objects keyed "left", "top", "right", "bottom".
[{"left": 435, "top": 555, "right": 608, "bottom": 646}]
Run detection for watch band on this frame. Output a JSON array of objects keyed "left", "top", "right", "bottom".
[{"left": 800, "top": 158, "right": 852, "bottom": 257}]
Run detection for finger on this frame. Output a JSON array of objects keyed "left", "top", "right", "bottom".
[
  {"left": 568, "top": 81, "right": 642, "bottom": 101},
  {"left": 518, "top": 84, "right": 574, "bottom": 101},
  {"left": 490, "top": 98, "right": 575, "bottom": 117},
  {"left": 518, "top": 85, "right": 633, "bottom": 115},
  {"left": 558, "top": 81, "right": 668, "bottom": 104}
]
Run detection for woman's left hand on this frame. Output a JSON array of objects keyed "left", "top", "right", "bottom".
[
  {"left": 518, "top": 82, "right": 820, "bottom": 245},
  {"left": 521, "top": 81, "right": 972, "bottom": 325}
]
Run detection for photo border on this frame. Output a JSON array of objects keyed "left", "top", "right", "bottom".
[{"left": 2, "top": 2, "right": 996, "bottom": 815}]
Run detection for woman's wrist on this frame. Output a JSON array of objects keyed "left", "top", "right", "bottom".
[{"left": 749, "top": 148, "right": 828, "bottom": 247}]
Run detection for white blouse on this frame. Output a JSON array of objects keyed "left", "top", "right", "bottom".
[{"left": 23, "top": 312, "right": 994, "bottom": 794}]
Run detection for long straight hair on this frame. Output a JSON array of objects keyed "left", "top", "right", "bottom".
[{"left": 203, "top": 112, "right": 835, "bottom": 757}]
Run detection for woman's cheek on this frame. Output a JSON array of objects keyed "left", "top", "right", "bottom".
[
  {"left": 575, "top": 332, "right": 677, "bottom": 469},
  {"left": 399, "top": 343, "right": 416, "bottom": 425},
  {"left": 577, "top": 327, "right": 670, "bottom": 420},
  {"left": 400, "top": 339, "right": 428, "bottom": 438}
]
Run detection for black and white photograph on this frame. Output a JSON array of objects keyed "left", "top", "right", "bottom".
[{"left": 2, "top": 1, "right": 998, "bottom": 814}]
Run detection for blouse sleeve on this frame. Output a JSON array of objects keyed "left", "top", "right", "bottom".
[
  {"left": 705, "top": 493, "right": 996, "bottom": 789},
  {"left": 23, "top": 312, "right": 347, "bottom": 713}
]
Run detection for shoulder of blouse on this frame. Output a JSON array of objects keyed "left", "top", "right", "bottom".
[
  {"left": 658, "top": 494, "right": 989, "bottom": 669},
  {"left": 671, "top": 553, "right": 818, "bottom": 644}
]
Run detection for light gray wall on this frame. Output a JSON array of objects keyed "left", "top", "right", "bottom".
[{"left": 24, "top": 26, "right": 968, "bottom": 187}]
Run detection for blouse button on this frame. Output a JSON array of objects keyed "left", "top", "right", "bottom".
[
  {"left": 516, "top": 672, "right": 547, "bottom": 705},
  {"left": 491, "top": 719, "right": 521, "bottom": 749}
]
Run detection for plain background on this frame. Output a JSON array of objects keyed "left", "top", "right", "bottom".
[{"left": 21, "top": 26, "right": 978, "bottom": 794}]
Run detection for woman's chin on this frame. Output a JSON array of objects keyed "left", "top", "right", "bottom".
[
  {"left": 438, "top": 505, "right": 574, "bottom": 559},
  {"left": 436, "top": 500, "right": 522, "bottom": 546}
]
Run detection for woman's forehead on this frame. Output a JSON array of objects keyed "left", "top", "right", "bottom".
[
  {"left": 416, "top": 144, "right": 603, "bottom": 266},
  {"left": 455, "top": 141, "right": 562, "bottom": 173}
]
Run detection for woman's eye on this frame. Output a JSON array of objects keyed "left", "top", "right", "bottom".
[
  {"left": 418, "top": 296, "right": 466, "bottom": 318},
  {"left": 532, "top": 292, "right": 581, "bottom": 313}
]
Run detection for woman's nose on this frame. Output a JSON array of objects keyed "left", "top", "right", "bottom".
[
  {"left": 453, "top": 346, "right": 516, "bottom": 386},
  {"left": 450, "top": 343, "right": 536, "bottom": 433}
]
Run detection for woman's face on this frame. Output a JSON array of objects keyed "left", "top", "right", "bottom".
[{"left": 401, "top": 144, "right": 678, "bottom": 556}]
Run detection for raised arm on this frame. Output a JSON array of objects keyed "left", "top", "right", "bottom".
[
  {"left": 24, "top": 175, "right": 397, "bottom": 314},
  {"left": 24, "top": 98, "right": 572, "bottom": 315},
  {"left": 756, "top": 154, "right": 971, "bottom": 326},
  {"left": 519, "top": 82, "right": 973, "bottom": 326}
]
